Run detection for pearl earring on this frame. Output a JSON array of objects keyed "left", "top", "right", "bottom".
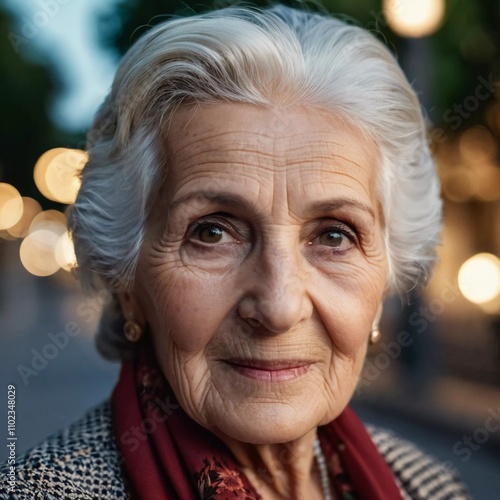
[
  {"left": 369, "top": 326, "right": 381, "bottom": 345},
  {"left": 123, "top": 320, "right": 144, "bottom": 342}
]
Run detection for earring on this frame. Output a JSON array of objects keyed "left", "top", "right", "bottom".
[
  {"left": 123, "top": 320, "right": 144, "bottom": 342},
  {"left": 369, "top": 326, "right": 381, "bottom": 345}
]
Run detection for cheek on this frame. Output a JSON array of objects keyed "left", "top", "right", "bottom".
[
  {"left": 139, "top": 261, "right": 235, "bottom": 354},
  {"left": 313, "top": 261, "right": 386, "bottom": 356}
]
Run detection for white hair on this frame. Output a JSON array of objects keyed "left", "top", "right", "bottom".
[{"left": 68, "top": 4, "right": 441, "bottom": 359}]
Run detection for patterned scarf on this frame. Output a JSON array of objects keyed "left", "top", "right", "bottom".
[{"left": 112, "top": 345, "right": 403, "bottom": 499}]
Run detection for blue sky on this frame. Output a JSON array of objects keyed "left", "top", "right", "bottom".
[{"left": 5, "top": 0, "right": 119, "bottom": 132}]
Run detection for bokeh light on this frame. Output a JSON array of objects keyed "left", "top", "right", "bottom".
[
  {"left": 33, "top": 148, "right": 68, "bottom": 201},
  {"left": 0, "top": 230, "right": 17, "bottom": 241},
  {"left": 55, "top": 231, "right": 77, "bottom": 272},
  {"left": 7, "top": 197, "right": 43, "bottom": 238},
  {"left": 475, "top": 164, "right": 500, "bottom": 202},
  {"left": 34, "top": 148, "right": 87, "bottom": 204},
  {"left": 441, "top": 165, "right": 477, "bottom": 202},
  {"left": 20, "top": 229, "right": 61, "bottom": 277},
  {"left": 29, "top": 209, "right": 67, "bottom": 235},
  {"left": 0, "top": 183, "right": 23, "bottom": 230},
  {"left": 384, "top": 0, "right": 445, "bottom": 38},
  {"left": 459, "top": 126, "right": 497, "bottom": 163},
  {"left": 458, "top": 253, "right": 500, "bottom": 304}
]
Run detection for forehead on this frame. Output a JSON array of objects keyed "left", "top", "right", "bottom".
[{"left": 163, "top": 103, "right": 379, "bottom": 205}]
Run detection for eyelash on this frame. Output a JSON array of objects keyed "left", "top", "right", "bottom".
[
  {"left": 190, "top": 220, "right": 237, "bottom": 241},
  {"left": 319, "top": 223, "right": 357, "bottom": 243},
  {"left": 189, "top": 218, "right": 358, "bottom": 249},
  {"left": 308, "top": 224, "right": 358, "bottom": 255}
]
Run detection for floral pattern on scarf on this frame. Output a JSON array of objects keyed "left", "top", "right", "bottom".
[{"left": 195, "top": 457, "right": 259, "bottom": 500}]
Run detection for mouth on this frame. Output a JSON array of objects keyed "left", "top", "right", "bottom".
[{"left": 224, "top": 359, "right": 312, "bottom": 382}]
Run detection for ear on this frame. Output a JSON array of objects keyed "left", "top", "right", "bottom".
[{"left": 117, "top": 290, "right": 146, "bottom": 325}]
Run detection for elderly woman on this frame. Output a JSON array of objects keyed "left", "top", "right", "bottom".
[{"left": 1, "top": 4, "right": 469, "bottom": 499}]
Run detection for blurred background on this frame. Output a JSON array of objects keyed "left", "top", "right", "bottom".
[{"left": 0, "top": 0, "right": 499, "bottom": 497}]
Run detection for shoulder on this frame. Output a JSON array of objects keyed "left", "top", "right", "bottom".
[
  {"left": 0, "top": 401, "right": 127, "bottom": 499},
  {"left": 367, "top": 424, "right": 471, "bottom": 500}
]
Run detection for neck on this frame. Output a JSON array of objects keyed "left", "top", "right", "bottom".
[{"left": 219, "top": 428, "right": 326, "bottom": 500}]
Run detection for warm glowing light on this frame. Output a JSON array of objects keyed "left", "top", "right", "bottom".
[
  {"left": 7, "top": 197, "right": 42, "bottom": 238},
  {"left": 33, "top": 148, "right": 68, "bottom": 201},
  {"left": 34, "top": 148, "right": 87, "bottom": 204},
  {"left": 29, "top": 210, "right": 67, "bottom": 236},
  {"left": 55, "top": 231, "right": 77, "bottom": 272},
  {"left": 20, "top": 229, "right": 61, "bottom": 277},
  {"left": 458, "top": 253, "right": 500, "bottom": 304},
  {"left": 441, "top": 166, "right": 477, "bottom": 202},
  {"left": 0, "top": 183, "right": 23, "bottom": 230},
  {"left": 459, "top": 126, "right": 497, "bottom": 163},
  {"left": 475, "top": 164, "right": 500, "bottom": 202},
  {"left": 45, "top": 149, "right": 86, "bottom": 204},
  {"left": 384, "top": 0, "right": 445, "bottom": 38},
  {"left": 0, "top": 230, "right": 17, "bottom": 241}
]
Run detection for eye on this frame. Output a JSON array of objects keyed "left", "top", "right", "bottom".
[
  {"left": 190, "top": 221, "right": 234, "bottom": 244},
  {"left": 312, "top": 224, "right": 356, "bottom": 250},
  {"left": 197, "top": 224, "right": 224, "bottom": 244},
  {"left": 318, "top": 230, "right": 346, "bottom": 247}
]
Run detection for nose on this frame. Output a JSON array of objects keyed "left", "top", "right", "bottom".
[{"left": 237, "top": 243, "right": 313, "bottom": 335}]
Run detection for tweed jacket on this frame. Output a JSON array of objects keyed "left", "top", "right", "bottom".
[{"left": 0, "top": 401, "right": 470, "bottom": 500}]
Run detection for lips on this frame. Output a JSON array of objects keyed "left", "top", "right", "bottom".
[{"left": 224, "top": 359, "right": 312, "bottom": 382}]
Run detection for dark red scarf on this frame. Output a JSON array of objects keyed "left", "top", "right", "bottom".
[{"left": 112, "top": 346, "right": 403, "bottom": 499}]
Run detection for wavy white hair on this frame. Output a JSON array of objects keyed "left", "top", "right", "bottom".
[{"left": 68, "top": 4, "right": 441, "bottom": 359}]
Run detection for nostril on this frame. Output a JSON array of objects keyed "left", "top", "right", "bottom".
[
  {"left": 246, "top": 317, "right": 262, "bottom": 328},
  {"left": 237, "top": 296, "right": 265, "bottom": 328}
]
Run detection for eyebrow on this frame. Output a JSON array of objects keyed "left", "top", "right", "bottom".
[
  {"left": 307, "top": 200, "right": 375, "bottom": 221},
  {"left": 170, "top": 190, "right": 375, "bottom": 221}
]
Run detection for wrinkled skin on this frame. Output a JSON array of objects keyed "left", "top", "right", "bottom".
[{"left": 120, "top": 102, "right": 388, "bottom": 499}]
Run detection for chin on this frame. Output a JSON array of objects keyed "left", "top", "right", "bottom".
[{"left": 210, "top": 402, "right": 324, "bottom": 445}]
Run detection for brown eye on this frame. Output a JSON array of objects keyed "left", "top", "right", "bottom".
[
  {"left": 318, "top": 230, "right": 346, "bottom": 248},
  {"left": 197, "top": 224, "right": 225, "bottom": 243}
]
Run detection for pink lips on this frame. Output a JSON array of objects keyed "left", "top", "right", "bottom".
[{"left": 225, "top": 359, "right": 312, "bottom": 382}]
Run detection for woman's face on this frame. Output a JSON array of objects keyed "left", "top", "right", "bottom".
[{"left": 132, "top": 103, "right": 388, "bottom": 444}]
